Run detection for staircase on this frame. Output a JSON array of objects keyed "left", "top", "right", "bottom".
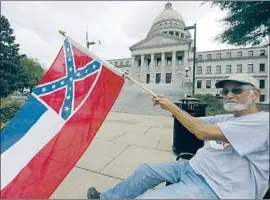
[{"left": 111, "top": 82, "right": 187, "bottom": 116}]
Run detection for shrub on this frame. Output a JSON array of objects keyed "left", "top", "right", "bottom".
[
  {"left": 193, "top": 94, "right": 230, "bottom": 116},
  {"left": 0, "top": 101, "right": 23, "bottom": 125}
]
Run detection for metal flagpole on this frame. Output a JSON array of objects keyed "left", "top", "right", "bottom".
[{"left": 58, "top": 30, "right": 158, "bottom": 98}]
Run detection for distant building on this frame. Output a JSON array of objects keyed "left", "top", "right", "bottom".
[{"left": 107, "top": 2, "right": 269, "bottom": 102}]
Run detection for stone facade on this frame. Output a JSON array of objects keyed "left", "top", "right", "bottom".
[{"left": 107, "top": 2, "right": 269, "bottom": 102}]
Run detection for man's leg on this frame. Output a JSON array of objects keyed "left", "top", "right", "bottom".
[
  {"left": 137, "top": 166, "right": 219, "bottom": 199},
  {"left": 100, "top": 160, "right": 189, "bottom": 199}
]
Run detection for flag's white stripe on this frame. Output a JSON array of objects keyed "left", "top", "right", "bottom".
[{"left": 1, "top": 109, "right": 65, "bottom": 189}]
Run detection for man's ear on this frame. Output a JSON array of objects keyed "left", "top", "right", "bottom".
[{"left": 254, "top": 88, "right": 261, "bottom": 102}]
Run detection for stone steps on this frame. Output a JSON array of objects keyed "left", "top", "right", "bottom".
[{"left": 111, "top": 82, "right": 186, "bottom": 116}]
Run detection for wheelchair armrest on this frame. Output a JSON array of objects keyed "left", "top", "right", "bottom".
[{"left": 176, "top": 152, "right": 195, "bottom": 161}]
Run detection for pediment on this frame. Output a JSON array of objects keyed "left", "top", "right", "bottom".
[{"left": 129, "top": 34, "right": 191, "bottom": 51}]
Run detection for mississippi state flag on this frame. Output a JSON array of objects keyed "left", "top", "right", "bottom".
[{"left": 1, "top": 38, "right": 124, "bottom": 198}]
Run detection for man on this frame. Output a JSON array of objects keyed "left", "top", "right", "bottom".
[{"left": 87, "top": 74, "right": 269, "bottom": 199}]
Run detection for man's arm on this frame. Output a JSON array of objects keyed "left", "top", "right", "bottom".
[
  {"left": 152, "top": 96, "right": 228, "bottom": 142},
  {"left": 169, "top": 104, "right": 228, "bottom": 142}
]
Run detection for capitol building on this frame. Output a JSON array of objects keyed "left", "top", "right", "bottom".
[{"left": 108, "top": 2, "right": 269, "bottom": 102}]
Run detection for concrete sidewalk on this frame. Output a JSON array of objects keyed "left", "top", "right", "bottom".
[{"left": 50, "top": 111, "right": 177, "bottom": 199}]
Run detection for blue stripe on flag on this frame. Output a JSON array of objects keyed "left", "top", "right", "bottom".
[{"left": 1, "top": 95, "right": 47, "bottom": 154}]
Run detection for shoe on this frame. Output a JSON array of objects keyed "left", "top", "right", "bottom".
[{"left": 87, "top": 187, "right": 101, "bottom": 199}]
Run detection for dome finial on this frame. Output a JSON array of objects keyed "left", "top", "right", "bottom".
[{"left": 165, "top": 1, "right": 172, "bottom": 10}]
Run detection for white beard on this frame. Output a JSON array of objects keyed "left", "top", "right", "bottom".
[{"left": 223, "top": 93, "right": 254, "bottom": 112}]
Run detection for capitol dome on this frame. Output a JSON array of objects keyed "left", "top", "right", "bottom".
[
  {"left": 152, "top": 2, "right": 185, "bottom": 27},
  {"left": 147, "top": 2, "right": 190, "bottom": 38}
]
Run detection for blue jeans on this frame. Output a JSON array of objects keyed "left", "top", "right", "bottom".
[{"left": 100, "top": 160, "right": 219, "bottom": 199}]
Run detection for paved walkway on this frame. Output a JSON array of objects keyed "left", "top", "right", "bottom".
[{"left": 50, "top": 111, "right": 177, "bottom": 199}]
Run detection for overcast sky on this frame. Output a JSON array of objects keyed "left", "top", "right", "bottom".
[{"left": 2, "top": 1, "right": 235, "bottom": 68}]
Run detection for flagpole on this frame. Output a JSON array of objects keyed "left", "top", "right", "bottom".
[{"left": 58, "top": 30, "right": 158, "bottom": 98}]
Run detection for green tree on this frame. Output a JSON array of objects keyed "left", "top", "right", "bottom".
[
  {"left": 0, "top": 15, "right": 23, "bottom": 98},
  {"left": 194, "top": 94, "right": 230, "bottom": 116},
  {"left": 20, "top": 56, "right": 45, "bottom": 93},
  {"left": 205, "top": 1, "right": 270, "bottom": 46}
]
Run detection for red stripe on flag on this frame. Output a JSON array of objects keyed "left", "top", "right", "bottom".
[
  {"left": 39, "top": 47, "right": 66, "bottom": 85},
  {"left": 1, "top": 66, "right": 124, "bottom": 198}
]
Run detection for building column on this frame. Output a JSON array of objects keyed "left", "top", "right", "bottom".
[
  {"left": 130, "top": 56, "right": 136, "bottom": 78},
  {"left": 172, "top": 51, "right": 176, "bottom": 83},
  {"left": 150, "top": 53, "right": 155, "bottom": 83},
  {"left": 161, "top": 52, "right": 165, "bottom": 83},
  {"left": 140, "top": 55, "right": 145, "bottom": 83},
  {"left": 184, "top": 50, "right": 189, "bottom": 68}
]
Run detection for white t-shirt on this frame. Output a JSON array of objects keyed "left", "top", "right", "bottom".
[{"left": 189, "top": 111, "right": 269, "bottom": 199}]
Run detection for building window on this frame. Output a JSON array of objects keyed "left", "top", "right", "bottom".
[
  {"left": 146, "top": 74, "right": 150, "bottom": 83},
  {"left": 197, "top": 80, "right": 202, "bottom": 88},
  {"left": 197, "top": 66, "right": 202, "bottom": 74},
  {"left": 166, "top": 73, "right": 171, "bottom": 83},
  {"left": 260, "top": 63, "right": 265, "bottom": 72},
  {"left": 260, "top": 80, "right": 265, "bottom": 89},
  {"left": 169, "top": 31, "right": 173, "bottom": 35},
  {"left": 216, "top": 66, "right": 221, "bottom": 74},
  {"left": 177, "top": 56, "right": 183, "bottom": 65},
  {"left": 138, "top": 59, "right": 141, "bottom": 66},
  {"left": 115, "top": 62, "right": 117, "bottom": 66},
  {"left": 207, "top": 54, "right": 212, "bottom": 60},
  {"left": 198, "top": 55, "right": 202, "bottom": 60},
  {"left": 248, "top": 51, "right": 253, "bottom": 56},
  {"left": 260, "top": 94, "right": 265, "bottom": 102},
  {"left": 206, "top": 80, "right": 211, "bottom": 88},
  {"left": 237, "top": 52, "right": 242, "bottom": 57},
  {"left": 126, "top": 61, "right": 129, "bottom": 65},
  {"left": 147, "top": 59, "right": 151, "bottom": 66},
  {"left": 260, "top": 50, "right": 265, "bottom": 56},
  {"left": 226, "top": 65, "right": 231, "bottom": 73},
  {"left": 248, "top": 64, "right": 253, "bottom": 72},
  {"left": 206, "top": 66, "right": 211, "bottom": 74},
  {"left": 260, "top": 95, "right": 265, "bottom": 102},
  {"left": 156, "top": 73, "right": 161, "bottom": 83},
  {"left": 237, "top": 64, "right": 242, "bottom": 73},
  {"left": 167, "top": 57, "right": 172, "bottom": 66},
  {"left": 226, "top": 52, "right": 231, "bottom": 58},
  {"left": 216, "top": 53, "right": 221, "bottom": 59},
  {"left": 175, "top": 32, "right": 179, "bottom": 36},
  {"left": 120, "top": 61, "right": 123, "bottom": 65},
  {"left": 157, "top": 58, "right": 161, "bottom": 66},
  {"left": 163, "top": 31, "right": 167, "bottom": 34},
  {"left": 181, "top": 33, "right": 184, "bottom": 38}
]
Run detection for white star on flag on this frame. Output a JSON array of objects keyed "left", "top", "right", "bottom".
[
  {"left": 66, "top": 95, "right": 71, "bottom": 100},
  {"left": 69, "top": 68, "right": 73, "bottom": 72},
  {"left": 85, "top": 69, "right": 88, "bottom": 73},
  {"left": 52, "top": 84, "right": 56, "bottom": 89},
  {"left": 61, "top": 81, "right": 65, "bottom": 85},
  {"left": 42, "top": 87, "right": 46, "bottom": 92},
  {"left": 93, "top": 65, "right": 96, "bottom": 69},
  {"left": 64, "top": 106, "right": 70, "bottom": 112},
  {"left": 68, "top": 58, "right": 72, "bottom": 62},
  {"left": 69, "top": 77, "right": 73, "bottom": 81},
  {"left": 76, "top": 72, "right": 81, "bottom": 77}
]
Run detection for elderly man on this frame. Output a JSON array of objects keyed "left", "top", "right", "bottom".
[{"left": 87, "top": 74, "right": 269, "bottom": 199}]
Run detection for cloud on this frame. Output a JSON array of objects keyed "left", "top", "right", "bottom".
[{"left": 2, "top": 1, "right": 233, "bottom": 68}]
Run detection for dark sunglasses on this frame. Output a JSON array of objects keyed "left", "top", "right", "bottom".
[{"left": 220, "top": 87, "right": 255, "bottom": 95}]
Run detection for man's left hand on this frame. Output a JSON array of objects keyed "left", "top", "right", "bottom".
[{"left": 152, "top": 95, "right": 176, "bottom": 111}]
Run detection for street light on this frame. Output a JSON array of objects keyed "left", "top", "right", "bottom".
[
  {"left": 184, "top": 23, "right": 197, "bottom": 96},
  {"left": 86, "top": 41, "right": 95, "bottom": 49}
]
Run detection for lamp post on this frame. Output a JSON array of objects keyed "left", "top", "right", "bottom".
[
  {"left": 184, "top": 23, "right": 197, "bottom": 96},
  {"left": 86, "top": 29, "right": 98, "bottom": 49}
]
